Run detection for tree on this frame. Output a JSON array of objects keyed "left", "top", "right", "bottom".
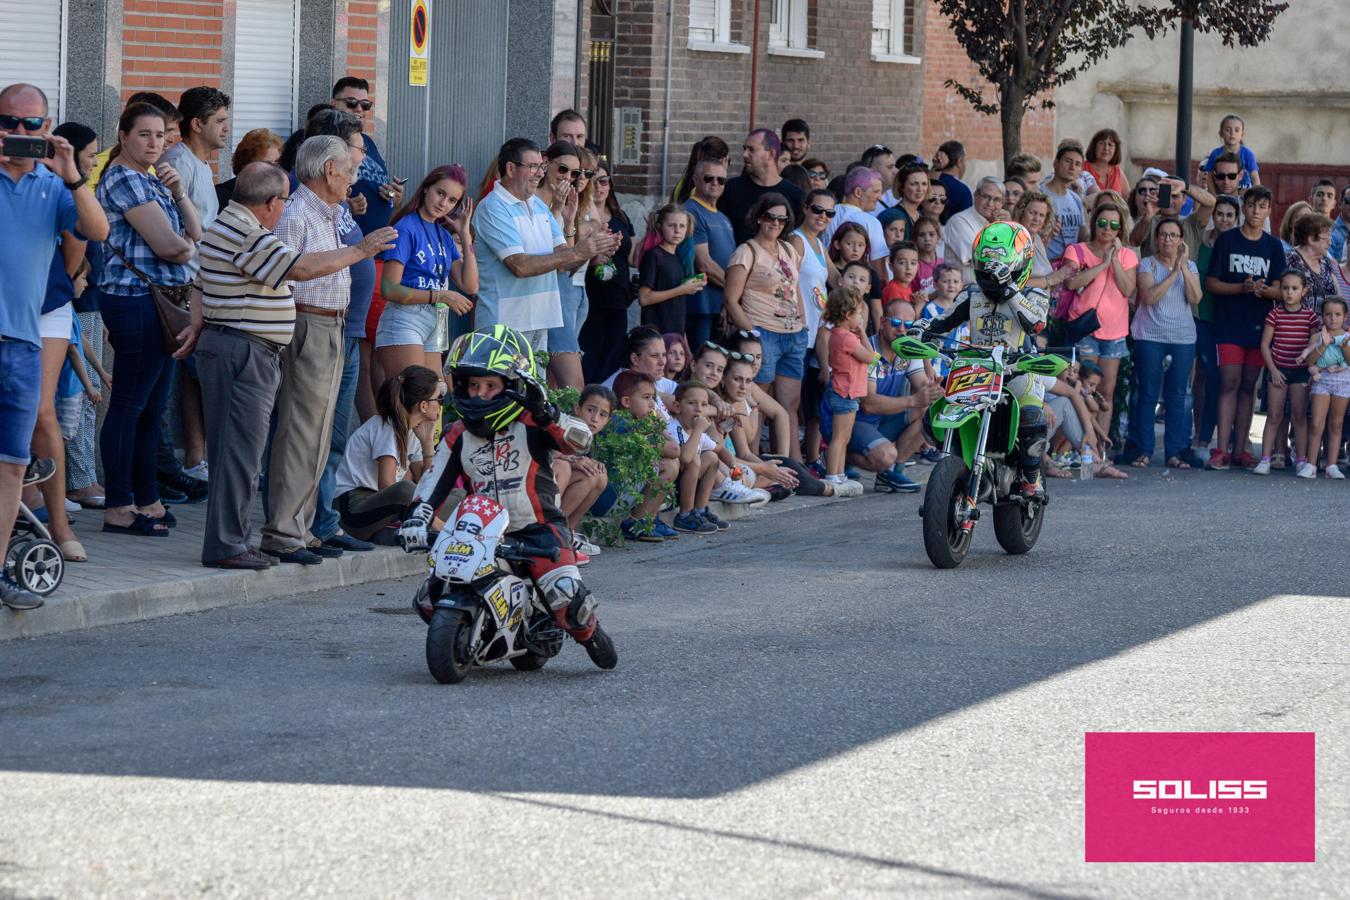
[{"left": 935, "top": 0, "right": 1290, "bottom": 170}]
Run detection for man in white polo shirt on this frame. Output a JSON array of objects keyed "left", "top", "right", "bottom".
[{"left": 474, "top": 138, "right": 620, "bottom": 350}]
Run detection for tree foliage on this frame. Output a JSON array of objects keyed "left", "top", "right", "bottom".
[{"left": 935, "top": 0, "right": 1290, "bottom": 164}]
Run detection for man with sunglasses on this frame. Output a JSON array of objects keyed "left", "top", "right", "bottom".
[
  {"left": 0, "top": 83, "right": 110, "bottom": 607},
  {"left": 685, "top": 158, "right": 736, "bottom": 349},
  {"left": 718, "top": 129, "right": 804, "bottom": 245},
  {"left": 331, "top": 76, "right": 403, "bottom": 235}
]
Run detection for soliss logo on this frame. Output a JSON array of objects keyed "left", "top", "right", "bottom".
[{"left": 1132, "top": 780, "right": 1268, "bottom": 800}]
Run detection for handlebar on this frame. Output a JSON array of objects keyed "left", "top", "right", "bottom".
[{"left": 496, "top": 535, "right": 562, "bottom": 563}]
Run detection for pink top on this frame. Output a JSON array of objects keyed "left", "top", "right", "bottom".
[
  {"left": 1065, "top": 242, "right": 1138, "bottom": 341},
  {"left": 829, "top": 327, "right": 870, "bottom": 399}
]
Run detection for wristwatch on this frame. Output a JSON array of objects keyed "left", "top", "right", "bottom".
[{"left": 64, "top": 175, "right": 87, "bottom": 192}]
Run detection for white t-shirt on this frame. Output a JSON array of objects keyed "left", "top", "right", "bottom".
[
  {"left": 601, "top": 371, "right": 675, "bottom": 420},
  {"left": 666, "top": 418, "right": 717, "bottom": 453},
  {"left": 334, "top": 416, "right": 423, "bottom": 497}
]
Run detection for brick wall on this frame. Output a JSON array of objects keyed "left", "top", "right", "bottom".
[
  {"left": 346, "top": 0, "right": 379, "bottom": 92},
  {"left": 919, "top": 0, "right": 1053, "bottom": 171},
  {"left": 610, "top": 0, "right": 925, "bottom": 198},
  {"left": 120, "top": 0, "right": 224, "bottom": 102}
]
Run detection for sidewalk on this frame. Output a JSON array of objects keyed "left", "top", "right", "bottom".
[
  {"left": 2, "top": 498, "right": 424, "bottom": 641},
  {"left": 3, "top": 465, "right": 929, "bottom": 641}
]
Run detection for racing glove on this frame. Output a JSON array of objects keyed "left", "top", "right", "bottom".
[
  {"left": 516, "top": 369, "right": 559, "bottom": 426},
  {"left": 398, "top": 502, "right": 434, "bottom": 552}
]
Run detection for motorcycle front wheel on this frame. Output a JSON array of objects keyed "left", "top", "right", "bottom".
[
  {"left": 993, "top": 493, "right": 1044, "bottom": 555},
  {"left": 427, "top": 609, "right": 475, "bottom": 684},
  {"left": 921, "top": 455, "right": 973, "bottom": 569}
]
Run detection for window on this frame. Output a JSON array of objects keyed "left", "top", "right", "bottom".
[
  {"left": 769, "top": 0, "right": 810, "bottom": 52},
  {"left": 872, "top": 0, "right": 920, "bottom": 63},
  {"left": 231, "top": 0, "right": 300, "bottom": 171},
  {"left": 689, "top": 0, "right": 730, "bottom": 44},
  {"left": 0, "top": 0, "right": 65, "bottom": 119}
]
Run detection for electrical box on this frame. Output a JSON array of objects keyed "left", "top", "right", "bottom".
[{"left": 615, "top": 107, "right": 642, "bottom": 167}]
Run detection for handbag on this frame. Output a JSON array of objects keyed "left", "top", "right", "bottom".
[
  {"left": 107, "top": 242, "right": 193, "bottom": 354},
  {"left": 1054, "top": 243, "right": 1103, "bottom": 342}
]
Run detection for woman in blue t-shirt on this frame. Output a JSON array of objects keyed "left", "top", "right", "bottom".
[{"left": 376, "top": 164, "right": 477, "bottom": 381}]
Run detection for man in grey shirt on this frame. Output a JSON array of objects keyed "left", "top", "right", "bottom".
[{"left": 162, "top": 86, "right": 230, "bottom": 230}]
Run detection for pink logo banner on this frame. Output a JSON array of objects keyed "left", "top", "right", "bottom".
[{"left": 1084, "top": 731, "right": 1315, "bottom": 862}]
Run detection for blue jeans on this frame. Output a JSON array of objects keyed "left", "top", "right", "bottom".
[
  {"left": 313, "top": 336, "right": 361, "bottom": 540},
  {"left": 1193, "top": 319, "right": 1220, "bottom": 447},
  {"left": 1130, "top": 339, "right": 1195, "bottom": 460},
  {"left": 100, "top": 294, "right": 173, "bottom": 507}
]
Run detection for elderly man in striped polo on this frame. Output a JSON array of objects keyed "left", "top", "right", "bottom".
[{"left": 174, "top": 160, "right": 394, "bottom": 570}]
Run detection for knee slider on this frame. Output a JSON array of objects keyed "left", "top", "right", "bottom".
[{"left": 540, "top": 568, "right": 596, "bottom": 630}]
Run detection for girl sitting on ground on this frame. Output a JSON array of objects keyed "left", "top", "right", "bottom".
[{"left": 333, "top": 366, "right": 441, "bottom": 543}]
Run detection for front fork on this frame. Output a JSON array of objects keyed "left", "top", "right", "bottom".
[{"left": 957, "top": 410, "right": 992, "bottom": 532}]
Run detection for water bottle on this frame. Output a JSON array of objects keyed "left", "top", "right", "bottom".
[
  {"left": 1079, "top": 451, "right": 1094, "bottom": 481},
  {"left": 433, "top": 303, "right": 450, "bottom": 352}
]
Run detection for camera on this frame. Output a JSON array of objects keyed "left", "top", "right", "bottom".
[{"left": 2, "top": 135, "right": 54, "bottom": 159}]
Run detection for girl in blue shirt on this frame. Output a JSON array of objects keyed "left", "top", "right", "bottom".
[{"left": 376, "top": 164, "right": 478, "bottom": 382}]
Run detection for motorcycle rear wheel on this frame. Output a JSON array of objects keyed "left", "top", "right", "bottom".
[
  {"left": 426, "top": 609, "right": 475, "bottom": 684},
  {"left": 993, "top": 495, "right": 1043, "bottom": 555},
  {"left": 921, "top": 455, "right": 973, "bottom": 569}
]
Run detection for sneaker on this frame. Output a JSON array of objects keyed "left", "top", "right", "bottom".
[
  {"left": 159, "top": 471, "right": 208, "bottom": 503},
  {"left": 620, "top": 518, "right": 664, "bottom": 543},
  {"left": 1296, "top": 461, "right": 1317, "bottom": 479},
  {"left": 711, "top": 478, "right": 765, "bottom": 505},
  {"left": 1235, "top": 452, "right": 1259, "bottom": 469},
  {"left": 920, "top": 447, "right": 942, "bottom": 464},
  {"left": 699, "top": 508, "right": 730, "bottom": 531},
  {"left": 806, "top": 459, "right": 827, "bottom": 480},
  {"left": 832, "top": 479, "right": 864, "bottom": 498},
  {"left": 22, "top": 457, "right": 55, "bottom": 486},
  {"left": 672, "top": 510, "right": 717, "bottom": 533},
  {"left": 183, "top": 460, "right": 209, "bottom": 481},
  {"left": 1205, "top": 450, "right": 1230, "bottom": 471},
  {"left": 1327, "top": 464, "right": 1345, "bottom": 480},
  {"left": 875, "top": 468, "right": 922, "bottom": 494},
  {"left": 155, "top": 481, "right": 189, "bottom": 504},
  {"left": 573, "top": 533, "right": 601, "bottom": 556},
  {"left": 581, "top": 623, "right": 618, "bottom": 670},
  {"left": 651, "top": 518, "right": 680, "bottom": 540},
  {"left": 1269, "top": 454, "right": 1286, "bottom": 470},
  {"left": 1252, "top": 458, "right": 1271, "bottom": 475},
  {"left": 574, "top": 549, "right": 591, "bottom": 567},
  {"left": 844, "top": 464, "right": 861, "bottom": 480},
  {"left": 0, "top": 573, "right": 44, "bottom": 610}
]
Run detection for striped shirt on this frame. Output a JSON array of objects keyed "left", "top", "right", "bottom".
[
  {"left": 275, "top": 183, "right": 350, "bottom": 310},
  {"left": 473, "top": 181, "right": 564, "bottom": 331},
  {"left": 195, "top": 201, "right": 301, "bottom": 345},
  {"left": 1265, "top": 305, "right": 1321, "bottom": 369}
]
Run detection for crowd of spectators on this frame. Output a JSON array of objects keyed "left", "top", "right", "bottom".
[{"left": 3, "top": 74, "right": 1347, "bottom": 609}]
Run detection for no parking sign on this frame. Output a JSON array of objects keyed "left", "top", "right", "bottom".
[{"left": 409, "top": 0, "right": 429, "bottom": 86}]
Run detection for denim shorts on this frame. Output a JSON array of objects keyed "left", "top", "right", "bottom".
[
  {"left": 0, "top": 339, "right": 41, "bottom": 464},
  {"left": 375, "top": 302, "right": 439, "bottom": 351},
  {"left": 755, "top": 327, "right": 808, "bottom": 383},
  {"left": 1074, "top": 335, "right": 1130, "bottom": 359},
  {"left": 824, "top": 387, "right": 861, "bottom": 415},
  {"left": 547, "top": 273, "right": 588, "bottom": 355}
]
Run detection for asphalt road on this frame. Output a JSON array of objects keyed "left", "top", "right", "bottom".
[{"left": 1, "top": 468, "right": 1346, "bottom": 898}]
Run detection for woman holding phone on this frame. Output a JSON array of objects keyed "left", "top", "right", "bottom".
[{"left": 95, "top": 102, "right": 200, "bottom": 537}]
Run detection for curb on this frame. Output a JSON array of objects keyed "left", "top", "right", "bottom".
[{"left": 1, "top": 547, "right": 426, "bottom": 642}]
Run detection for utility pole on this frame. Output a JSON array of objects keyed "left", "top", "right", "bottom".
[{"left": 1174, "top": 17, "right": 1194, "bottom": 180}]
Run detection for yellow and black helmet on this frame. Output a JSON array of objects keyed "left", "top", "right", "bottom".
[{"left": 446, "top": 325, "right": 538, "bottom": 437}]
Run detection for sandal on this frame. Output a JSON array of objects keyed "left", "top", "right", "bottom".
[
  {"left": 1096, "top": 462, "right": 1129, "bottom": 479},
  {"left": 1130, "top": 455, "right": 1150, "bottom": 468},
  {"left": 1166, "top": 456, "right": 1191, "bottom": 470},
  {"left": 59, "top": 539, "right": 88, "bottom": 562},
  {"left": 102, "top": 513, "right": 170, "bottom": 537}
]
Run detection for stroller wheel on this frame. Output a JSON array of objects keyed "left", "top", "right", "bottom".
[{"left": 5, "top": 538, "right": 64, "bottom": 597}]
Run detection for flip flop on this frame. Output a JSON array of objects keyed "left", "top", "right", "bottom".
[
  {"left": 59, "top": 539, "right": 88, "bottom": 562},
  {"left": 1130, "top": 455, "right": 1151, "bottom": 468},
  {"left": 102, "top": 513, "right": 170, "bottom": 537},
  {"left": 1166, "top": 456, "right": 1192, "bottom": 470}
]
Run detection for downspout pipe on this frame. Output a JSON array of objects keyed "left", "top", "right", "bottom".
[
  {"left": 659, "top": 0, "right": 674, "bottom": 198},
  {"left": 748, "top": 0, "right": 760, "bottom": 131}
]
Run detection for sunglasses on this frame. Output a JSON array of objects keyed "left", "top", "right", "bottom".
[
  {"left": 339, "top": 98, "right": 374, "bottom": 111},
  {"left": 924, "top": 196, "right": 948, "bottom": 205},
  {"left": 0, "top": 114, "right": 45, "bottom": 131},
  {"left": 807, "top": 169, "right": 828, "bottom": 179},
  {"left": 761, "top": 213, "right": 790, "bottom": 224},
  {"left": 555, "top": 163, "right": 582, "bottom": 181},
  {"left": 1137, "top": 186, "right": 1159, "bottom": 195},
  {"left": 702, "top": 175, "right": 728, "bottom": 185},
  {"left": 727, "top": 351, "right": 759, "bottom": 362},
  {"left": 732, "top": 328, "right": 761, "bottom": 340},
  {"left": 1095, "top": 218, "right": 1122, "bottom": 231},
  {"left": 887, "top": 317, "right": 908, "bottom": 328},
  {"left": 1212, "top": 171, "right": 1240, "bottom": 181},
  {"left": 807, "top": 204, "right": 836, "bottom": 218},
  {"left": 701, "top": 341, "right": 731, "bottom": 356}
]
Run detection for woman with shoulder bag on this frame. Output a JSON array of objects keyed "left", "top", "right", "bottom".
[{"left": 95, "top": 102, "right": 200, "bottom": 537}]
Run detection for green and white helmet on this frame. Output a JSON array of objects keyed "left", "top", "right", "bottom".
[
  {"left": 972, "top": 221, "right": 1035, "bottom": 301},
  {"left": 446, "top": 325, "right": 538, "bottom": 437}
]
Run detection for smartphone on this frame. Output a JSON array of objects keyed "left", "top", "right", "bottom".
[
  {"left": 1157, "top": 182, "right": 1172, "bottom": 209},
  {"left": 2, "top": 135, "right": 53, "bottom": 159}
]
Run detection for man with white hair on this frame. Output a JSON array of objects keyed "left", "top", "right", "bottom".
[
  {"left": 823, "top": 166, "right": 890, "bottom": 283},
  {"left": 943, "top": 176, "right": 1005, "bottom": 282},
  {"left": 262, "top": 136, "right": 397, "bottom": 565}
]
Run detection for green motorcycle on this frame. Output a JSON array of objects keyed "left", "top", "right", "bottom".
[{"left": 892, "top": 334, "right": 1069, "bottom": 569}]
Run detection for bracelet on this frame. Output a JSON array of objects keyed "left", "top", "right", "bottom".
[
  {"left": 64, "top": 175, "right": 88, "bottom": 192},
  {"left": 172, "top": 192, "right": 187, "bottom": 202},
  {"left": 565, "top": 229, "right": 577, "bottom": 238}
]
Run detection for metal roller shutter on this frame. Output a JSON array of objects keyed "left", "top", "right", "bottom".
[
  {"left": 0, "top": 0, "right": 65, "bottom": 119},
  {"left": 230, "top": 0, "right": 299, "bottom": 171}
]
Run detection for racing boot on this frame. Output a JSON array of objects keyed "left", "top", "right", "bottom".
[{"left": 581, "top": 622, "right": 618, "bottom": 670}]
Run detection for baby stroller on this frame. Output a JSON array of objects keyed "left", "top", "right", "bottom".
[{"left": 5, "top": 458, "right": 65, "bottom": 597}]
